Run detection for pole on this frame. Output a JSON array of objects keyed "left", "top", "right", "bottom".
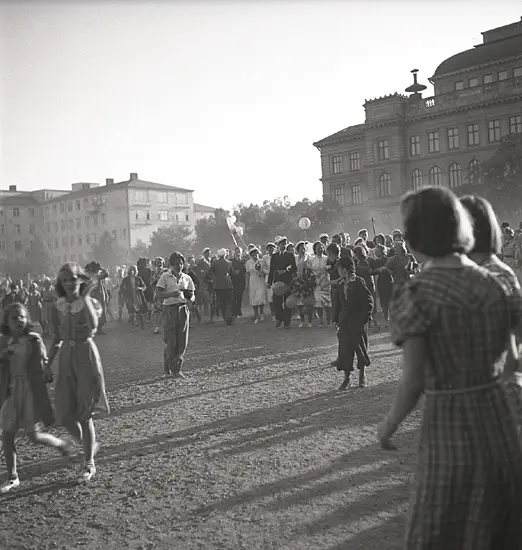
[{"left": 371, "top": 217, "right": 377, "bottom": 238}]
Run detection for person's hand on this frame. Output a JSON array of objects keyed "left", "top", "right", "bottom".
[{"left": 377, "top": 416, "right": 398, "bottom": 450}]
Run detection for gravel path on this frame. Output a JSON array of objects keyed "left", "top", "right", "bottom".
[{"left": 0, "top": 317, "right": 418, "bottom": 550}]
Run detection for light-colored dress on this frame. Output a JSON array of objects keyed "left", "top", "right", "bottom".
[
  {"left": 246, "top": 259, "right": 267, "bottom": 306},
  {"left": 52, "top": 296, "right": 109, "bottom": 423},
  {"left": 502, "top": 239, "right": 517, "bottom": 270},
  {"left": 308, "top": 254, "right": 331, "bottom": 308},
  {"left": 0, "top": 336, "right": 36, "bottom": 431}
]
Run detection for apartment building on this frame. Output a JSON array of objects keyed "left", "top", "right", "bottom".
[
  {"left": 313, "top": 17, "right": 522, "bottom": 234},
  {"left": 0, "top": 173, "right": 199, "bottom": 271},
  {"left": 194, "top": 203, "right": 217, "bottom": 222}
]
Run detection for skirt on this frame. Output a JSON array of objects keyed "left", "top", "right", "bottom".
[{"left": 0, "top": 378, "right": 38, "bottom": 432}]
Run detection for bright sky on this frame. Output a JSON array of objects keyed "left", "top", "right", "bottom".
[{"left": 1, "top": 1, "right": 520, "bottom": 209}]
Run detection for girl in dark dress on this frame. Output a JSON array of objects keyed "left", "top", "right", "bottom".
[
  {"left": 333, "top": 256, "right": 373, "bottom": 391},
  {"left": 231, "top": 247, "right": 247, "bottom": 318},
  {"left": 370, "top": 244, "right": 393, "bottom": 325},
  {"left": 137, "top": 258, "right": 153, "bottom": 322},
  {"left": 119, "top": 266, "right": 148, "bottom": 330}
]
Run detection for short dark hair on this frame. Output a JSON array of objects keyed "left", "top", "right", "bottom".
[
  {"left": 326, "top": 242, "right": 340, "bottom": 257},
  {"left": 313, "top": 241, "right": 324, "bottom": 254},
  {"left": 169, "top": 251, "right": 185, "bottom": 266},
  {"left": 374, "top": 233, "right": 385, "bottom": 245},
  {"left": 460, "top": 195, "right": 502, "bottom": 255},
  {"left": 401, "top": 187, "right": 474, "bottom": 258}
]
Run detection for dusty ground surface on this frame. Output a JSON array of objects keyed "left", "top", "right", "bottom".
[{"left": 0, "top": 315, "right": 419, "bottom": 550}]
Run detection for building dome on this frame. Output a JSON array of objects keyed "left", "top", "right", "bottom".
[{"left": 432, "top": 33, "right": 522, "bottom": 78}]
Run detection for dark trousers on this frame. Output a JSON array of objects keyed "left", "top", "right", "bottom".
[
  {"left": 163, "top": 304, "right": 190, "bottom": 374},
  {"left": 337, "top": 323, "right": 370, "bottom": 373},
  {"left": 232, "top": 285, "right": 245, "bottom": 317},
  {"left": 273, "top": 292, "right": 292, "bottom": 326},
  {"left": 215, "top": 289, "right": 233, "bottom": 323}
]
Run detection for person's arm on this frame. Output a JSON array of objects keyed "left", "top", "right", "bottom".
[
  {"left": 378, "top": 337, "right": 425, "bottom": 446},
  {"left": 183, "top": 276, "right": 196, "bottom": 302},
  {"left": 135, "top": 276, "right": 146, "bottom": 291},
  {"left": 47, "top": 305, "right": 63, "bottom": 366},
  {"left": 332, "top": 284, "right": 341, "bottom": 325},
  {"left": 267, "top": 256, "right": 276, "bottom": 287}
]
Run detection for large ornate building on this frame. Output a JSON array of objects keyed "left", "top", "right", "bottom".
[
  {"left": 0, "top": 173, "right": 212, "bottom": 272},
  {"left": 313, "top": 17, "right": 522, "bottom": 235}
]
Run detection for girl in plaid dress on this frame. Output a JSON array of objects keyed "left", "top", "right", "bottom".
[{"left": 378, "top": 187, "right": 522, "bottom": 550}]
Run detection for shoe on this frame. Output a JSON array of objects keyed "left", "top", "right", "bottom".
[
  {"left": 78, "top": 465, "right": 96, "bottom": 483},
  {"left": 153, "top": 327, "right": 160, "bottom": 334},
  {"left": 0, "top": 476, "right": 20, "bottom": 494},
  {"left": 260, "top": 315, "right": 265, "bottom": 321},
  {"left": 298, "top": 322, "right": 303, "bottom": 328},
  {"left": 284, "top": 325, "right": 290, "bottom": 329},
  {"left": 173, "top": 372, "right": 186, "bottom": 379},
  {"left": 338, "top": 378, "right": 350, "bottom": 391},
  {"left": 276, "top": 321, "right": 282, "bottom": 329},
  {"left": 307, "top": 323, "right": 312, "bottom": 328},
  {"left": 318, "top": 323, "right": 324, "bottom": 328},
  {"left": 59, "top": 435, "right": 76, "bottom": 459},
  {"left": 254, "top": 319, "right": 259, "bottom": 324}
]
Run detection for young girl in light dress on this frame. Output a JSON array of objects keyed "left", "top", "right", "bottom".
[
  {"left": 0, "top": 303, "right": 71, "bottom": 493},
  {"left": 47, "top": 263, "right": 109, "bottom": 484}
]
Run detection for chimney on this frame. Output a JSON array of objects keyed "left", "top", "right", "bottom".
[
  {"left": 130, "top": 173, "right": 138, "bottom": 181},
  {"left": 106, "top": 178, "right": 114, "bottom": 185},
  {"left": 8, "top": 185, "right": 16, "bottom": 192}
]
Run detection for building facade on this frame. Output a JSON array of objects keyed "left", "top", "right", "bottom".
[
  {"left": 314, "top": 17, "right": 522, "bottom": 235},
  {"left": 194, "top": 203, "right": 217, "bottom": 222},
  {"left": 0, "top": 173, "right": 207, "bottom": 272}
]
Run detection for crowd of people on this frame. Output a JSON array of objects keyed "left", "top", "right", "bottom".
[{"left": 1, "top": 187, "right": 522, "bottom": 549}]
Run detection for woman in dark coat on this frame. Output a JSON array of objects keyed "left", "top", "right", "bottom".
[
  {"left": 137, "top": 258, "right": 153, "bottom": 322},
  {"left": 333, "top": 256, "right": 374, "bottom": 391},
  {"left": 119, "top": 266, "right": 148, "bottom": 330},
  {"left": 231, "top": 247, "right": 247, "bottom": 318},
  {"left": 370, "top": 244, "right": 393, "bottom": 325}
]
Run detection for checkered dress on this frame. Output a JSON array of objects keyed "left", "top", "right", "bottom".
[{"left": 390, "top": 261, "right": 522, "bottom": 550}]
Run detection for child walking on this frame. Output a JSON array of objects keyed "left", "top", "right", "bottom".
[
  {"left": 0, "top": 303, "right": 71, "bottom": 493},
  {"left": 47, "top": 263, "right": 109, "bottom": 483},
  {"left": 333, "top": 256, "right": 374, "bottom": 391}
]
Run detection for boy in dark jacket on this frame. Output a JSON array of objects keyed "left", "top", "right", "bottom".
[{"left": 333, "top": 256, "right": 374, "bottom": 391}]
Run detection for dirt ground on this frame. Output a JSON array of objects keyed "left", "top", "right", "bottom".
[{"left": 0, "top": 315, "right": 419, "bottom": 550}]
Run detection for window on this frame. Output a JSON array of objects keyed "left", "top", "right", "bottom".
[
  {"left": 484, "top": 74, "right": 493, "bottom": 84},
  {"left": 86, "top": 234, "right": 90, "bottom": 244},
  {"left": 510, "top": 115, "right": 522, "bottom": 134},
  {"left": 185, "top": 214, "right": 189, "bottom": 222},
  {"left": 0, "top": 241, "right": 4, "bottom": 251},
  {"left": 498, "top": 70, "right": 508, "bottom": 81},
  {"left": 332, "top": 155, "right": 343, "bottom": 174},
  {"left": 93, "top": 215, "right": 98, "bottom": 226},
  {"left": 62, "top": 236, "right": 67, "bottom": 246},
  {"left": 70, "top": 235, "right": 74, "bottom": 245},
  {"left": 428, "top": 131, "right": 440, "bottom": 153},
  {"left": 377, "top": 139, "right": 389, "bottom": 161},
  {"left": 455, "top": 81, "right": 464, "bottom": 91},
  {"left": 349, "top": 152, "right": 361, "bottom": 171},
  {"left": 52, "top": 204, "right": 57, "bottom": 215},
  {"left": 85, "top": 216, "right": 90, "bottom": 227},
  {"left": 78, "top": 236, "right": 82, "bottom": 246},
  {"left": 111, "top": 230, "right": 117, "bottom": 239},
  {"left": 488, "top": 119, "right": 501, "bottom": 142},
  {"left": 54, "top": 222, "right": 58, "bottom": 232},
  {"left": 76, "top": 218, "right": 81, "bottom": 229},
  {"left": 71, "top": 254, "right": 75, "bottom": 261},
  {"left": 332, "top": 187, "right": 344, "bottom": 206},
  {"left": 146, "top": 212, "right": 150, "bottom": 221},
  {"left": 61, "top": 220, "right": 66, "bottom": 230},
  {"left": 156, "top": 191, "right": 168, "bottom": 203},
  {"left": 14, "top": 241, "right": 21, "bottom": 251},
  {"left": 46, "top": 222, "right": 50, "bottom": 232},
  {"left": 428, "top": 165, "right": 442, "bottom": 186},
  {"left": 14, "top": 224, "right": 20, "bottom": 234},
  {"left": 409, "top": 136, "right": 421, "bottom": 156},
  {"left": 514, "top": 67, "right": 522, "bottom": 78},
  {"left": 158, "top": 210, "right": 169, "bottom": 221},
  {"left": 351, "top": 185, "right": 362, "bottom": 205},
  {"left": 378, "top": 173, "right": 391, "bottom": 197},
  {"left": 447, "top": 127, "right": 459, "bottom": 149},
  {"left": 76, "top": 200, "right": 81, "bottom": 211},
  {"left": 134, "top": 190, "right": 150, "bottom": 203},
  {"left": 60, "top": 203, "right": 65, "bottom": 213},
  {"left": 45, "top": 207, "right": 50, "bottom": 217},
  {"left": 468, "top": 159, "right": 483, "bottom": 185},
  {"left": 0, "top": 225, "right": 4, "bottom": 235},
  {"left": 467, "top": 123, "right": 480, "bottom": 146},
  {"left": 412, "top": 169, "right": 423, "bottom": 190},
  {"left": 68, "top": 219, "right": 73, "bottom": 229},
  {"left": 123, "top": 228, "right": 127, "bottom": 239},
  {"left": 12, "top": 208, "right": 19, "bottom": 217},
  {"left": 469, "top": 77, "right": 479, "bottom": 88},
  {"left": 29, "top": 224, "right": 35, "bottom": 234},
  {"left": 83, "top": 198, "right": 89, "bottom": 207},
  {"left": 68, "top": 202, "right": 73, "bottom": 212},
  {"left": 102, "top": 213, "right": 106, "bottom": 224},
  {"left": 54, "top": 238, "right": 58, "bottom": 249},
  {"left": 28, "top": 207, "right": 35, "bottom": 217}
]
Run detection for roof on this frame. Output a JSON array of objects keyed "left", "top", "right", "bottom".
[
  {"left": 432, "top": 33, "right": 522, "bottom": 78},
  {"left": 313, "top": 123, "right": 365, "bottom": 148},
  {"left": 194, "top": 203, "right": 217, "bottom": 213},
  {"left": 2, "top": 194, "right": 39, "bottom": 206},
  {"left": 41, "top": 178, "right": 193, "bottom": 203}
]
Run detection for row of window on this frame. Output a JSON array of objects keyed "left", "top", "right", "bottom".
[
  {"left": 331, "top": 115, "right": 522, "bottom": 175},
  {"left": 454, "top": 67, "right": 522, "bottom": 91},
  {"left": 410, "top": 116, "right": 522, "bottom": 156},
  {"left": 47, "top": 230, "right": 125, "bottom": 249},
  {"left": 331, "top": 159, "right": 483, "bottom": 206},
  {"left": 135, "top": 210, "right": 190, "bottom": 223}
]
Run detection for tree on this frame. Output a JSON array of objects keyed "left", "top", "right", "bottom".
[
  {"left": 4, "top": 259, "right": 31, "bottom": 281},
  {"left": 91, "top": 231, "right": 126, "bottom": 268},
  {"left": 128, "top": 239, "right": 150, "bottom": 263},
  {"left": 26, "top": 237, "right": 54, "bottom": 277},
  {"left": 193, "top": 216, "right": 233, "bottom": 254},
  {"left": 149, "top": 224, "right": 193, "bottom": 258},
  {"left": 474, "top": 134, "right": 522, "bottom": 220}
]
